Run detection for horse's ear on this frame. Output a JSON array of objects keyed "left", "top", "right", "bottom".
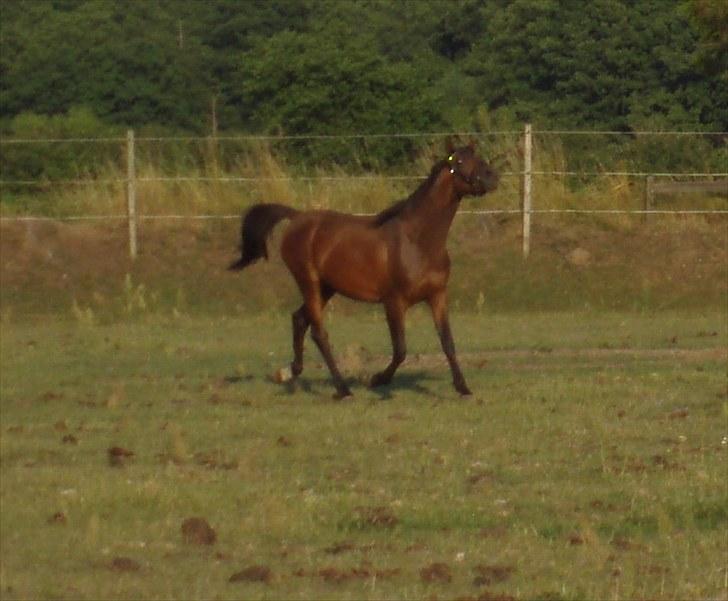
[
  {"left": 445, "top": 136, "right": 456, "bottom": 155},
  {"left": 467, "top": 137, "right": 477, "bottom": 151}
]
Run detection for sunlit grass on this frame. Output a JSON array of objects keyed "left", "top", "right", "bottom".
[{"left": 1, "top": 313, "right": 725, "bottom": 600}]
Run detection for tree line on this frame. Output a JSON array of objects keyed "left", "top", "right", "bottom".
[{"left": 1, "top": 0, "right": 726, "bottom": 169}]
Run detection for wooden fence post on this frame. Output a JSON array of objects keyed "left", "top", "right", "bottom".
[
  {"left": 644, "top": 175, "right": 654, "bottom": 224},
  {"left": 522, "top": 123, "right": 533, "bottom": 259},
  {"left": 126, "top": 129, "right": 138, "bottom": 259}
]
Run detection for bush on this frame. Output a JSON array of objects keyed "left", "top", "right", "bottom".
[{"left": 0, "top": 107, "right": 122, "bottom": 190}]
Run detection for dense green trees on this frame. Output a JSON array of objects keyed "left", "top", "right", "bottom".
[
  {"left": 1, "top": 0, "right": 725, "bottom": 154},
  {"left": 1, "top": 1, "right": 213, "bottom": 129},
  {"left": 467, "top": 0, "right": 717, "bottom": 130}
]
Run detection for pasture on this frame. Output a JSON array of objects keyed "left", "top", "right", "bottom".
[{"left": 1, "top": 310, "right": 725, "bottom": 600}]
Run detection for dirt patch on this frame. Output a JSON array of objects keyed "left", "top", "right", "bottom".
[
  {"left": 109, "top": 557, "right": 141, "bottom": 572},
  {"left": 47, "top": 511, "right": 67, "bottom": 525},
  {"left": 567, "top": 247, "right": 591, "bottom": 267},
  {"left": 478, "top": 525, "right": 509, "bottom": 539},
  {"left": 194, "top": 450, "right": 239, "bottom": 471},
  {"left": 181, "top": 517, "right": 216, "bottom": 545},
  {"left": 467, "top": 470, "right": 497, "bottom": 487},
  {"left": 294, "top": 564, "right": 399, "bottom": 583},
  {"left": 611, "top": 536, "right": 646, "bottom": 552},
  {"left": 457, "top": 592, "right": 518, "bottom": 601},
  {"left": 107, "top": 446, "right": 134, "bottom": 467},
  {"left": 567, "top": 533, "right": 585, "bottom": 546},
  {"left": 420, "top": 561, "right": 452, "bottom": 583},
  {"left": 651, "top": 454, "right": 683, "bottom": 470},
  {"left": 351, "top": 506, "right": 399, "bottom": 529},
  {"left": 229, "top": 565, "right": 272, "bottom": 584},
  {"left": 472, "top": 564, "right": 515, "bottom": 586},
  {"left": 323, "top": 541, "right": 356, "bottom": 555},
  {"left": 667, "top": 408, "right": 690, "bottom": 419}
]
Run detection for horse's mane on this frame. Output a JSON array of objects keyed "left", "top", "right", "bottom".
[{"left": 371, "top": 159, "right": 447, "bottom": 226}]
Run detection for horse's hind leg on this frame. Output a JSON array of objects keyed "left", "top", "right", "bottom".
[
  {"left": 290, "top": 306, "right": 308, "bottom": 377},
  {"left": 297, "top": 282, "right": 351, "bottom": 399},
  {"left": 370, "top": 299, "right": 407, "bottom": 388},
  {"left": 291, "top": 285, "right": 334, "bottom": 377}
]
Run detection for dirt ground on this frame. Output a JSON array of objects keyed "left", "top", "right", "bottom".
[{"left": 1, "top": 214, "right": 726, "bottom": 316}]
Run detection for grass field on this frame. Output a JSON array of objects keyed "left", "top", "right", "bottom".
[{"left": 1, "top": 310, "right": 726, "bottom": 600}]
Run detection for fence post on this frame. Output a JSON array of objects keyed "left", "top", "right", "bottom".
[
  {"left": 126, "top": 129, "right": 138, "bottom": 259},
  {"left": 644, "top": 175, "right": 654, "bottom": 224},
  {"left": 522, "top": 123, "right": 533, "bottom": 258}
]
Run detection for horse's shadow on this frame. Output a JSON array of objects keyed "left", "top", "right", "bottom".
[
  {"left": 366, "top": 371, "right": 436, "bottom": 400},
  {"left": 281, "top": 370, "right": 437, "bottom": 400},
  {"left": 222, "top": 369, "right": 443, "bottom": 400}
]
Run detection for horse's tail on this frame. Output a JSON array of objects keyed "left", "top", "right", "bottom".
[{"left": 228, "top": 203, "right": 298, "bottom": 271}]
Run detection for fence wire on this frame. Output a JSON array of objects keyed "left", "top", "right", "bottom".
[
  {"left": 2, "top": 129, "right": 727, "bottom": 144},
  {"left": 3, "top": 208, "right": 727, "bottom": 225},
  {"left": 2, "top": 171, "right": 727, "bottom": 188},
  {"left": 1, "top": 130, "right": 726, "bottom": 222}
]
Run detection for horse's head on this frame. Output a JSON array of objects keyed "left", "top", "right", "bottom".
[{"left": 445, "top": 140, "right": 500, "bottom": 197}]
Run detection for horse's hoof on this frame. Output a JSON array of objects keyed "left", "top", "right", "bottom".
[
  {"left": 333, "top": 387, "right": 353, "bottom": 400},
  {"left": 455, "top": 382, "right": 472, "bottom": 396},
  {"left": 369, "top": 373, "right": 391, "bottom": 388}
]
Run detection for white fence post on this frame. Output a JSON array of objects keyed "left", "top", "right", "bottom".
[
  {"left": 126, "top": 129, "right": 138, "bottom": 259},
  {"left": 522, "top": 123, "right": 533, "bottom": 258}
]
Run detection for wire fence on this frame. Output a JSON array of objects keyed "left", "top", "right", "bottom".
[
  {"left": 3, "top": 208, "right": 724, "bottom": 224},
  {"left": 3, "top": 171, "right": 727, "bottom": 187},
  {"left": 2, "top": 128, "right": 727, "bottom": 144},
  {"left": 1, "top": 127, "right": 726, "bottom": 257},
  {"left": 1, "top": 128, "right": 726, "bottom": 186}
]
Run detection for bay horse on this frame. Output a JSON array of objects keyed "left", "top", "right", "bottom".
[{"left": 229, "top": 140, "right": 499, "bottom": 399}]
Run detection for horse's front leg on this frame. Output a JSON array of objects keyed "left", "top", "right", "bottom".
[
  {"left": 428, "top": 290, "right": 471, "bottom": 396},
  {"left": 370, "top": 299, "right": 407, "bottom": 388}
]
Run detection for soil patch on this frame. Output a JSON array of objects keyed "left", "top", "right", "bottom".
[{"left": 181, "top": 517, "right": 216, "bottom": 545}]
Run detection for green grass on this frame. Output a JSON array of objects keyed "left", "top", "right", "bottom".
[{"left": 1, "top": 312, "right": 726, "bottom": 600}]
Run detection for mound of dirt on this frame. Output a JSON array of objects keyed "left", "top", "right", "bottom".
[{"left": 181, "top": 517, "right": 217, "bottom": 545}]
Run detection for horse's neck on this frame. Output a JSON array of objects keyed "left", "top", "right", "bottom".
[{"left": 405, "top": 171, "right": 460, "bottom": 250}]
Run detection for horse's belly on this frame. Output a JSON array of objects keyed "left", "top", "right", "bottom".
[{"left": 318, "top": 237, "right": 389, "bottom": 302}]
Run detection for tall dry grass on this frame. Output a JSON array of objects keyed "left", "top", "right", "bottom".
[{"left": 2, "top": 140, "right": 723, "bottom": 226}]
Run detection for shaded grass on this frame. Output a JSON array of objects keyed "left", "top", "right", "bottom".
[{"left": 1, "top": 312, "right": 726, "bottom": 600}]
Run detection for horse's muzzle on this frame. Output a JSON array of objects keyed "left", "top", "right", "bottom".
[{"left": 475, "top": 171, "right": 499, "bottom": 194}]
